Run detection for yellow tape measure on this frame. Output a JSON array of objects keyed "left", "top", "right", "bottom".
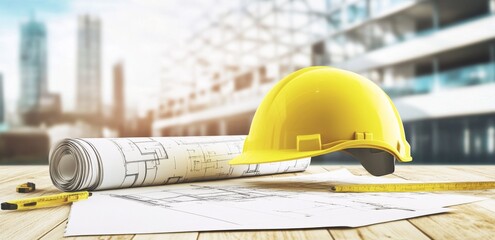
[{"left": 331, "top": 182, "right": 495, "bottom": 193}]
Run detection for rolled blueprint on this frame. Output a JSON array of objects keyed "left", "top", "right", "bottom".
[{"left": 49, "top": 136, "right": 310, "bottom": 191}]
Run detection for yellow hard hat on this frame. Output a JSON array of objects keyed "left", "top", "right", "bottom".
[{"left": 230, "top": 66, "right": 412, "bottom": 176}]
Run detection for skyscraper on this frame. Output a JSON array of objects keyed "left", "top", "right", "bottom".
[
  {"left": 76, "top": 15, "right": 101, "bottom": 116},
  {"left": 18, "top": 16, "right": 47, "bottom": 114},
  {"left": 0, "top": 73, "right": 4, "bottom": 124},
  {"left": 113, "top": 62, "right": 125, "bottom": 135}
]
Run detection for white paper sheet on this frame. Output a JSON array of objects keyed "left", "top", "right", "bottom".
[
  {"left": 49, "top": 136, "right": 310, "bottom": 191},
  {"left": 65, "top": 169, "right": 484, "bottom": 236}
]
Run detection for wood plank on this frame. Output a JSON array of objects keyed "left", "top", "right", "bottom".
[
  {"left": 68, "top": 236, "right": 134, "bottom": 240},
  {"left": 0, "top": 203, "right": 70, "bottom": 240},
  {"left": 408, "top": 204, "right": 495, "bottom": 239},
  {"left": 133, "top": 232, "right": 198, "bottom": 240},
  {"left": 329, "top": 221, "right": 430, "bottom": 240},
  {"left": 449, "top": 166, "right": 495, "bottom": 179},
  {"left": 44, "top": 224, "right": 198, "bottom": 240},
  {"left": 474, "top": 199, "right": 495, "bottom": 213},
  {"left": 1, "top": 165, "right": 494, "bottom": 239},
  {"left": 320, "top": 166, "right": 432, "bottom": 240},
  {"left": 392, "top": 166, "right": 495, "bottom": 239},
  {"left": 0, "top": 165, "right": 42, "bottom": 174},
  {"left": 393, "top": 165, "right": 494, "bottom": 181},
  {"left": 342, "top": 165, "right": 493, "bottom": 203},
  {"left": 393, "top": 166, "right": 495, "bottom": 200},
  {"left": 444, "top": 167, "right": 495, "bottom": 212},
  {"left": 198, "top": 229, "right": 333, "bottom": 240},
  {"left": 0, "top": 166, "right": 69, "bottom": 240},
  {"left": 37, "top": 220, "right": 66, "bottom": 240},
  {"left": 0, "top": 167, "right": 46, "bottom": 184},
  {"left": 39, "top": 220, "right": 134, "bottom": 240}
]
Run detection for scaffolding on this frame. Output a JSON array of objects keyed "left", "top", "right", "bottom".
[{"left": 156, "top": 0, "right": 330, "bottom": 136}]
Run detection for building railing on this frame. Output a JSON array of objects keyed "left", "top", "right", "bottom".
[
  {"left": 337, "top": 11, "right": 493, "bottom": 64},
  {"left": 384, "top": 62, "right": 495, "bottom": 97},
  {"left": 395, "top": 12, "right": 494, "bottom": 48},
  {"left": 159, "top": 62, "right": 495, "bottom": 118}
]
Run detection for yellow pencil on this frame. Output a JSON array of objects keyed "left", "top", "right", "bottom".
[{"left": 1, "top": 191, "right": 91, "bottom": 210}]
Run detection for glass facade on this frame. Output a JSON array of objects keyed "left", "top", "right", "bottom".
[
  {"left": 314, "top": 0, "right": 495, "bottom": 164},
  {"left": 321, "top": 0, "right": 493, "bottom": 64},
  {"left": 19, "top": 17, "right": 47, "bottom": 114},
  {"left": 315, "top": 113, "right": 495, "bottom": 165},
  {"left": 0, "top": 73, "right": 4, "bottom": 124},
  {"left": 404, "top": 113, "right": 495, "bottom": 164},
  {"left": 384, "top": 62, "right": 495, "bottom": 97},
  {"left": 346, "top": 0, "right": 367, "bottom": 25}
]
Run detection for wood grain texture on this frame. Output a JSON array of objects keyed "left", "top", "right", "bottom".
[
  {"left": 392, "top": 166, "right": 495, "bottom": 239},
  {"left": 321, "top": 166, "right": 431, "bottom": 240},
  {"left": 408, "top": 204, "right": 495, "bottom": 239},
  {"left": 38, "top": 220, "right": 135, "bottom": 240},
  {"left": 329, "top": 221, "right": 430, "bottom": 240},
  {"left": 0, "top": 165, "right": 494, "bottom": 240},
  {"left": 133, "top": 232, "right": 199, "bottom": 240},
  {"left": 198, "top": 229, "right": 333, "bottom": 240},
  {"left": 0, "top": 166, "right": 69, "bottom": 240}
]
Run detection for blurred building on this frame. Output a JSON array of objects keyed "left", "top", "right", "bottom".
[
  {"left": 47, "top": 121, "right": 103, "bottom": 149},
  {"left": 18, "top": 16, "right": 47, "bottom": 116},
  {"left": 126, "top": 110, "right": 153, "bottom": 137},
  {"left": 0, "top": 73, "right": 4, "bottom": 125},
  {"left": 0, "top": 128, "right": 49, "bottom": 164},
  {"left": 155, "top": 0, "right": 495, "bottom": 163},
  {"left": 320, "top": 0, "right": 495, "bottom": 164},
  {"left": 76, "top": 15, "right": 101, "bottom": 116},
  {"left": 36, "top": 92, "right": 61, "bottom": 123},
  {"left": 17, "top": 15, "right": 61, "bottom": 126},
  {"left": 113, "top": 62, "right": 125, "bottom": 136}
]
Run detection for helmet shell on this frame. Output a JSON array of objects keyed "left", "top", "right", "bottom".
[{"left": 230, "top": 66, "right": 412, "bottom": 173}]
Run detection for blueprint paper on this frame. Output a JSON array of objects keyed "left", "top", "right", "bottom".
[
  {"left": 49, "top": 136, "right": 310, "bottom": 191},
  {"left": 65, "top": 169, "right": 484, "bottom": 236}
]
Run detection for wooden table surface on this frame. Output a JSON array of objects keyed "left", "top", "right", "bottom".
[{"left": 0, "top": 165, "right": 494, "bottom": 239}]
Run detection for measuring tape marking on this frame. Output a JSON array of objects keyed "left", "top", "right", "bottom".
[{"left": 331, "top": 182, "right": 495, "bottom": 192}]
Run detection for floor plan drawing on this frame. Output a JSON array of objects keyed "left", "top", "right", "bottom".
[
  {"left": 49, "top": 136, "right": 310, "bottom": 191},
  {"left": 109, "top": 185, "right": 285, "bottom": 208},
  {"left": 171, "top": 136, "right": 248, "bottom": 179},
  {"left": 107, "top": 184, "right": 433, "bottom": 220},
  {"left": 64, "top": 169, "right": 483, "bottom": 236},
  {"left": 109, "top": 138, "right": 169, "bottom": 188}
]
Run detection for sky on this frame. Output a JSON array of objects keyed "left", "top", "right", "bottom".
[{"left": 0, "top": 0, "right": 221, "bottom": 118}]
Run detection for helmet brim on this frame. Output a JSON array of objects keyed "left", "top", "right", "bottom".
[{"left": 229, "top": 139, "right": 412, "bottom": 166}]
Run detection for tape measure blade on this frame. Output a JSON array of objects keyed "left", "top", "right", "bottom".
[{"left": 331, "top": 182, "right": 495, "bottom": 193}]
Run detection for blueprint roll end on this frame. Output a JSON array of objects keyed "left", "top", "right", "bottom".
[{"left": 49, "top": 139, "right": 101, "bottom": 192}]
